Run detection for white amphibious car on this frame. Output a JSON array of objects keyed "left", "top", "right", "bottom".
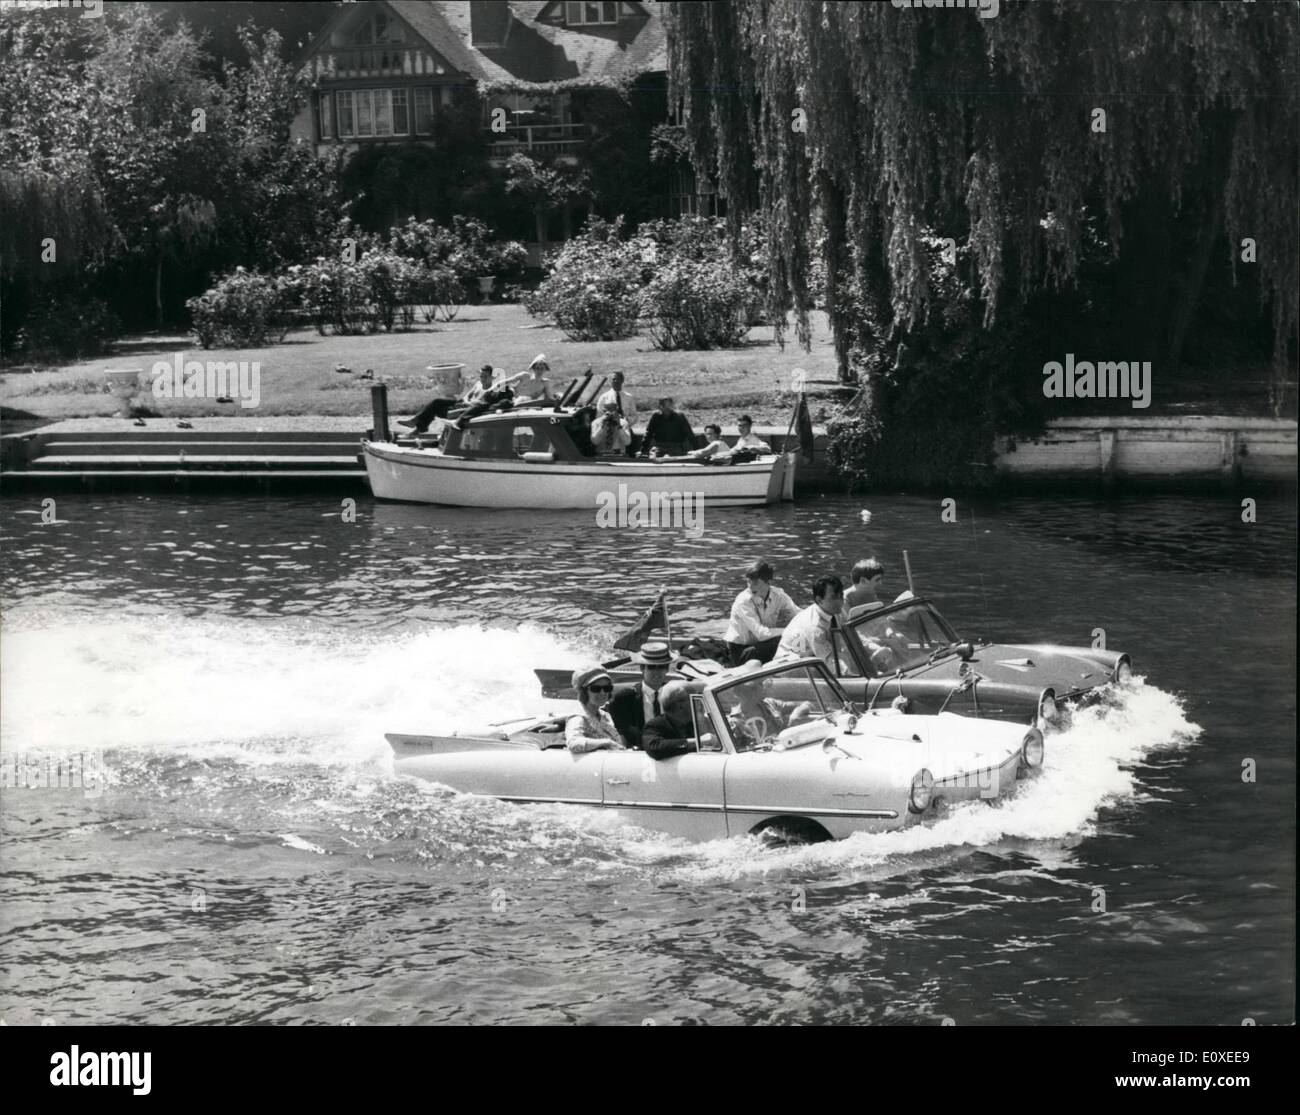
[{"left": 389, "top": 658, "right": 1044, "bottom": 843}]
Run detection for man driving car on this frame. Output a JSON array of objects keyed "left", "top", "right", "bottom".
[{"left": 723, "top": 667, "right": 817, "bottom": 750}]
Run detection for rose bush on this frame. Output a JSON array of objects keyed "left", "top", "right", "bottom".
[
  {"left": 525, "top": 215, "right": 766, "bottom": 348},
  {"left": 186, "top": 268, "right": 291, "bottom": 348},
  {"left": 387, "top": 216, "right": 525, "bottom": 322},
  {"left": 523, "top": 218, "right": 644, "bottom": 341},
  {"left": 638, "top": 255, "right": 751, "bottom": 350}
]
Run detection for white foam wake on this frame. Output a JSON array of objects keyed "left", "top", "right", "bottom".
[
  {"left": 0, "top": 616, "right": 588, "bottom": 762},
  {"left": 652, "top": 676, "right": 1201, "bottom": 879}
]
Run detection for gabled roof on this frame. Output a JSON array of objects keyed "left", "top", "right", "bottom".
[
  {"left": 385, "top": 0, "right": 493, "bottom": 77},
  {"left": 307, "top": 1, "right": 666, "bottom": 89}
]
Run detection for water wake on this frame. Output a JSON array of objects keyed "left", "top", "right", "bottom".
[
  {"left": 0, "top": 615, "right": 584, "bottom": 761},
  {"left": 662, "top": 677, "right": 1201, "bottom": 880},
  {"left": 1, "top": 618, "right": 1201, "bottom": 870}
]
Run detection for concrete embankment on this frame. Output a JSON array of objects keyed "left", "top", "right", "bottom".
[
  {"left": 0, "top": 417, "right": 835, "bottom": 491},
  {"left": 1, "top": 415, "right": 1292, "bottom": 491},
  {"left": 995, "top": 416, "right": 1295, "bottom": 487}
]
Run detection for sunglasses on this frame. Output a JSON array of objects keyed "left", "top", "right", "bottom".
[{"left": 588, "top": 683, "right": 613, "bottom": 693}]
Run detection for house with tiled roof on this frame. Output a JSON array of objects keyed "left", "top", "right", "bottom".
[{"left": 290, "top": 1, "right": 668, "bottom": 166}]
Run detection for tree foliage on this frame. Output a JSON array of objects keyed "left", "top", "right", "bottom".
[
  {"left": 0, "top": 5, "right": 343, "bottom": 349},
  {"left": 667, "top": 0, "right": 1298, "bottom": 414}
]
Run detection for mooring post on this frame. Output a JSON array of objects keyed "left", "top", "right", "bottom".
[
  {"left": 1221, "top": 430, "right": 1244, "bottom": 489},
  {"left": 1099, "top": 429, "right": 1117, "bottom": 492},
  {"left": 370, "top": 383, "right": 390, "bottom": 442}
]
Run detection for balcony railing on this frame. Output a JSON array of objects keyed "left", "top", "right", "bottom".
[
  {"left": 312, "top": 47, "right": 447, "bottom": 80},
  {"left": 488, "top": 123, "right": 589, "bottom": 159}
]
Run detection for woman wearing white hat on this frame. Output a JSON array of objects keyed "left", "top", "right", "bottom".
[
  {"left": 498, "top": 354, "right": 552, "bottom": 404},
  {"left": 565, "top": 665, "right": 628, "bottom": 753}
]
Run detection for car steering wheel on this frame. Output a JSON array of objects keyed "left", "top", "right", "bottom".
[{"left": 738, "top": 714, "right": 777, "bottom": 750}]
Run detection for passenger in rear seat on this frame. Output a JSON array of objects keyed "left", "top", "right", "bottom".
[
  {"left": 641, "top": 681, "right": 712, "bottom": 760},
  {"left": 565, "top": 666, "right": 628, "bottom": 753}
]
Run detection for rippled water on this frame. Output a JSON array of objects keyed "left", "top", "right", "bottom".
[{"left": 0, "top": 491, "right": 1294, "bottom": 1024}]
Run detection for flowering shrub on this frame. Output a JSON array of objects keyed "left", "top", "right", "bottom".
[
  {"left": 358, "top": 250, "right": 429, "bottom": 331},
  {"left": 632, "top": 217, "right": 753, "bottom": 348},
  {"left": 523, "top": 218, "right": 643, "bottom": 341},
  {"left": 524, "top": 216, "right": 766, "bottom": 348},
  {"left": 387, "top": 216, "right": 525, "bottom": 321},
  {"left": 295, "top": 255, "right": 375, "bottom": 335},
  {"left": 409, "top": 264, "right": 464, "bottom": 324},
  {"left": 638, "top": 255, "right": 751, "bottom": 350},
  {"left": 186, "top": 269, "right": 290, "bottom": 348}
]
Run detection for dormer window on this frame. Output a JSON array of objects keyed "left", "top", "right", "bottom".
[{"left": 565, "top": 2, "right": 619, "bottom": 27}]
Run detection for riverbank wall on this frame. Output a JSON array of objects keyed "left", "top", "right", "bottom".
[{"left": 1, "top": 414, "right": 1293, "bottom": 491}]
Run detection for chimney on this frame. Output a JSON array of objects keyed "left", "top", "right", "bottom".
[{"left": 470, "top": 1, "right": 511, "bottom": 47}]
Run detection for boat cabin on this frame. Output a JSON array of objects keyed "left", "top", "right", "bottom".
[{"left": 437, "top": 408, "right": 589, "bottom": 462}]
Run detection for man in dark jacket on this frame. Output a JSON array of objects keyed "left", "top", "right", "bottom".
[
  {"left": 400, "top": 365, "right": 505, "bottom": 433},
  {"left": 638, "top": 397, "right": 696, "bottom": 457},
  {"left": 608, "top": 642, "right": 672, "bottom": 749},
  {"left": 641, "top": 681, "right": 713, "bottom": 760},
  {"left": 567, "top": 406, "right": 599, "bottom": 457}
]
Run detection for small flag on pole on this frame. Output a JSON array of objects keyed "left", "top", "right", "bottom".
[{"left": 613, "top": 589, "right": 669, "bottom": 651}]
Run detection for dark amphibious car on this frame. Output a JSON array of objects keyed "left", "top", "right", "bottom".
[{"left": 537, "top": 596, "right": 1134, "bottom": 729}]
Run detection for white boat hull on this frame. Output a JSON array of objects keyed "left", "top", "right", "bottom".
[{"left": 362, "top": 441, "right": 795, "bottom": 509}]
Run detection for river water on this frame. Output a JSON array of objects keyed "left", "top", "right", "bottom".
[{"left": 0, "top": 490, "right": 1293, "bottom": 1025}]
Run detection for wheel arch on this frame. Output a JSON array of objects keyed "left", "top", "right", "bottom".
[{"left": 749, "top": 815, "right": 833, "bottom": 844}]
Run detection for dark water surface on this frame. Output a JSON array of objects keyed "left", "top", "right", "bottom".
[{"left": 0, "top": 490, "right": 1293, "bottom": 1025}]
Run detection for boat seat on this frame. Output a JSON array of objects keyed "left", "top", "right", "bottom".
[
  {"left": 674, "top": 658, "right": 727, "bottom": 680},
  {"left": 515, "top": 717, "right": 569, "bottom": 750}
]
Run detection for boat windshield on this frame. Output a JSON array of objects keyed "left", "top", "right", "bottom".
[
  {"left": 712, "top": 660, "right": 852, "bottom": 752},
  {"left": 846, "top": 601, "right": 960, "bottom": 675}
]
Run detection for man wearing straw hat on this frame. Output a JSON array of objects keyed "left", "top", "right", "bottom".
[{"left": 608, "top": 641, "right": 672, "bottom": 749}]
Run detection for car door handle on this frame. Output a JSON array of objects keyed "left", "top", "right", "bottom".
[{"left": 605, "top": 778, "right": 630, "bottom": 786}]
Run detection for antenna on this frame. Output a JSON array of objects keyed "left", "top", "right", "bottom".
[{"left": 971, "top": 508, "right": 991, "bottom": 638}]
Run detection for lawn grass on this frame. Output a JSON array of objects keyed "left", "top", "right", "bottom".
[{"left": 0, "top": 304, "right": 843, "bottom": 431}]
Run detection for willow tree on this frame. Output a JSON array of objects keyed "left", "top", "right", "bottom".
[{"left": 667, "top": 0, "right": 1298, "bottom": 419}]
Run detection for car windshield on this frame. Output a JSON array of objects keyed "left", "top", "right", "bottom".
[
  {"left": 844, "top": 601, "right": 961, "bottom": 675},
  {"left": 712, "top": 660, "right": 851, "bottom": 752}
]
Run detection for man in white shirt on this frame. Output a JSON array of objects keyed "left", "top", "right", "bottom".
[
  {"left": 724, "top": 560, "right": 800, "bottom": 664},
  {"left": 400, "top": 365, "right": 497, "bottom": 432},
  {"left": 734, "top": 414, "right": 772, "bottom": 452},
  {"left": 845, "top": 557, "right": 886, "bottom": 617},
  {"left": 592, "top": 402, "right": 633, "bottom": 455},
  {"left": 597, "top": 371, "right": 637, "bottom": 423},
  {"left": 775, "top": 574, "right": 849, "bottom": 672}
]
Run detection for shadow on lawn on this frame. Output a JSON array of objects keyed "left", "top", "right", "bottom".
[{"left": 629, "top": 337, "right": 778, "bottom": 354}]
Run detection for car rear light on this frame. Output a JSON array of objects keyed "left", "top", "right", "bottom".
[
  {"left": 1020, "top": 728, "right": 1045, "bottom": 773},
  {"left": 908, "top": 769, "right": 934, "bottom": 813}
]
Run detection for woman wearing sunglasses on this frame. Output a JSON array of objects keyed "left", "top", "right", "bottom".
[{"left": 565, "top": 666, "right": 629, "bottom": 753}]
